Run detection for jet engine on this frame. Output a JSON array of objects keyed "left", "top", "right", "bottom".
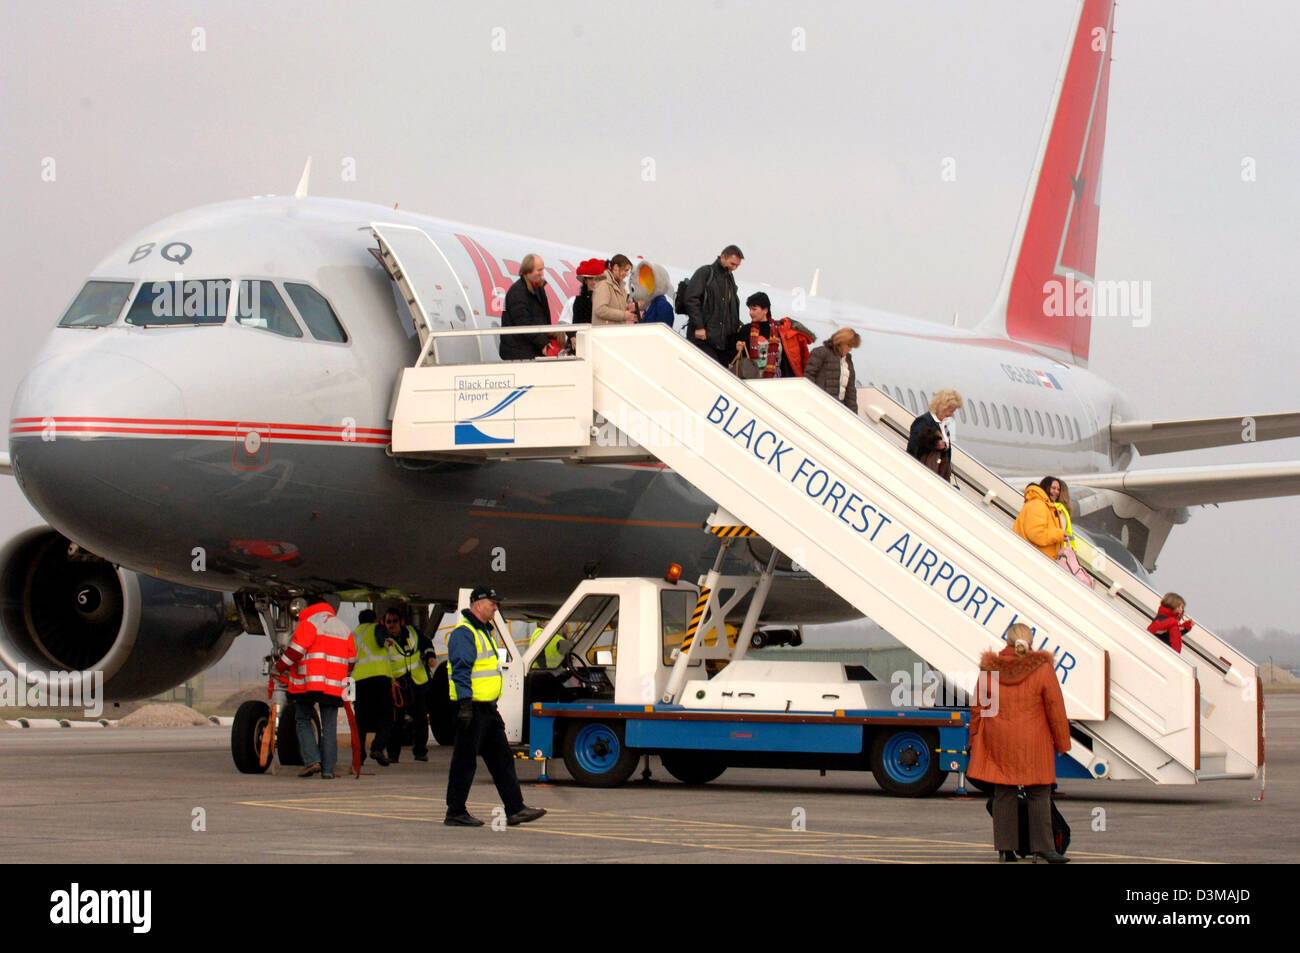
[{"left": 0, "top": 528, "right": 240, "bottom": 701}]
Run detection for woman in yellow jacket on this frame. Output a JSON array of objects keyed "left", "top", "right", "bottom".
[{"left": 1013, "top": 476, "right": 1066, "bottom": 559}]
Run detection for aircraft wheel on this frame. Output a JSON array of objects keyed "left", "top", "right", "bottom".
[
  {"left": 231, "top": 700, "right": 271, "bottom": 774},
  {"left": 562, "top": 721, "right": 639, "bottom": 787},
  {"left": 870, "top": 727, "right": 947, "bottom": 797},
  {"left": 427, "top": 663, "right": 456, "bottom": 746},
  {"left": 660, "top": 751, "right": 727, "bottom": 785},
  {"left": 275, "top": 702, "right": 319, "bottom": 766}
]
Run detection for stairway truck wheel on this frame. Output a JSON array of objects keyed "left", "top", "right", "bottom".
[
  {"left": 562, "top": 720, "right": 639, "bottom": 787},
  {"left": 869, "top": 727, "right": 948, "bottom": 797},
  {"left": 231, "top": 700, "right": 271, "bottom": 774}
]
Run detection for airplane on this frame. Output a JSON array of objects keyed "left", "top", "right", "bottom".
[{"left": 2, "top": 0, "right": 1297, "bottom": 725}]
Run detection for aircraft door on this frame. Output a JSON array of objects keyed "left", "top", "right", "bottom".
[{"left": 370, "top": 222, "right": 484, "bottom": 364}]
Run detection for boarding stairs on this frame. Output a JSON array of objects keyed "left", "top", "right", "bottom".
[
  {"left": 370, "top": 222, "right": 1262, "bottom": 786},
  {"left": 857, "top": 388, "right": 1263, "bottom": 781}
]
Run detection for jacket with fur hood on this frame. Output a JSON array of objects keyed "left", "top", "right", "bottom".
[{"left": 967, "top": 645, "right": 1071, "bottom": 786}]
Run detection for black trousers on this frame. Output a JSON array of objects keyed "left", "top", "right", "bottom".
[
  {"left": 389, "top": 678, "right": 429, "bottom": 759},
  {"left": 445, "top": 702, "right": 524, "bottom": 817},
  {"left": 692, "top": 337, "right": 730, "bottom": 366},
  {"left": 355, "top": 676, "right": 393, "bottom": 756},
  {"left": 992, "top": 783, "right": 1054, "bottom": 853}
]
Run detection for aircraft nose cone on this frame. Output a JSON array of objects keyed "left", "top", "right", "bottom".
[
  {"left": 11, "top": 350, "right": 186, "bottom": 428},
  {"left": 9, "top": 351, "right": 187, "bottom": 534}
]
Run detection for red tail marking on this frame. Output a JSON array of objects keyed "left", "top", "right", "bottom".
[{"left": 1005, "top": 0, "right": 1114, "bottom": 364}]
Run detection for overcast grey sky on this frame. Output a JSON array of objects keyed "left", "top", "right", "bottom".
[{"left": 1, "top": 1, "right": 1297, "bottom": 633}]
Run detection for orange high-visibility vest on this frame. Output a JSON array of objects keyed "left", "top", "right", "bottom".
[{"left": 279, "top": 604, "right": 357, "bottom": 697}]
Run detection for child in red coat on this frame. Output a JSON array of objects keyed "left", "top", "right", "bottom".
[{"left": 1147, "top": 592, "right": 1193, "bottom": 653}]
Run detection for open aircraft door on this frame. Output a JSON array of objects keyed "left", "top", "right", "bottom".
[{"left": 371, "top": 222, "right": 484, "bottom": 365}]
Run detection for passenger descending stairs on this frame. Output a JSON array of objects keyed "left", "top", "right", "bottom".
[
  {"left": 389, "top": 321, "right": 1263, "bottom": 786},
  {"left": 855, "top": 387, "right": 1263, "bottom": 782}
]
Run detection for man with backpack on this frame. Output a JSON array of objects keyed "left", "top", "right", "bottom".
[{"left": 680, "top": 245, "right": 743, "bottom": 365}]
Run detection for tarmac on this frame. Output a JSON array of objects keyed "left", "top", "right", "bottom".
[{"left": 0, "top": 695, "right": 1294, "bottom": 865}]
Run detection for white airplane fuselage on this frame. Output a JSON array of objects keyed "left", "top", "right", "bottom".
[{"left": 8, "top": 196, "right": 1134, "bottom": 619}]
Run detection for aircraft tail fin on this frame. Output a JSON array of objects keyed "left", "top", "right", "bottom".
[{"left": 977, "top": 0, "right": 1116, "bottom": 367}]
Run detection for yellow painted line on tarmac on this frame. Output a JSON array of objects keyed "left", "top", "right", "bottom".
[{"left": 235, "top": 794, "right": 1206, "bottom": 864}]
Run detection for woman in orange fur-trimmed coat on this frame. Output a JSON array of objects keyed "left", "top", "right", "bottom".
[{"left": 968, "top": 623, "right": 1072, "bottom": 863}]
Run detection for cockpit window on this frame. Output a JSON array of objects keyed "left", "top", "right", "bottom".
[
  {"left": 126, "top": 280, "right": 229, "bottom": 326},
  {"left": 58, "top": 280, "right": 133, "bottom": 327},
  {"left": 284, "top": 283, "right": 348, "bottom": 343},
  {"left": 234, "top": 281, "right": 303, "bottom": 338}
]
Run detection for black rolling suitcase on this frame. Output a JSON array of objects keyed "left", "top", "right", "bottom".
[{"left": 985, "top": 789, "right": 1071, "bottom": 858}]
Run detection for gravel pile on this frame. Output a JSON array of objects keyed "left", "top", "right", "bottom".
[{"left": 116, "top": 703, "right": 212, "bottom": 727}]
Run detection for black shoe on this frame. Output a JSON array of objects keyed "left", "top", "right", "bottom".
[
  {"left": 370, "top": 751, "right": 390, "bottom": 767},
  {"left": 998, "top": 850, "right": 1018, "bottom": 863},
  {"left": 414, "top": 752, "right": 428, "bottom": 762},
  {"left": 321, "top": 772, "right": 335, "bottom": 780},
  {"left": 506, "top": 807, "right": 547, "bottom": 826},
  {"left": 1033, "top": 850, "right": 1070, "bottom": 864},
  {"left": 444, "top": 812, "right": 485, "bottom": 827}
]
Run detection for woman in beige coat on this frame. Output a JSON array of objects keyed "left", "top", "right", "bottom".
[{"left": 591, "top": 254, "right": 637, "bottom": 326}]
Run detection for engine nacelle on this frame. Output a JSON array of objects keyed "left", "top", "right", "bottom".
[{"left": 0, "top": 528, "right": 239, "bottom": 701}]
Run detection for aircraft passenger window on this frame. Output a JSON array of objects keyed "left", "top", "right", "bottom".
[
  {"left": 1014, "top": 407, "right": 1023, "bottom": 433},
  {"left": 957, "top": 406, "right": 967, "bottom": 424},
  {"left": 1047, "top": 414, "right": 1056, "bottom": 438},
  {"left": 1034, "top": 410, "right": 1044, "bottom": 434},
  {"left": 1074, "top": 417, "right": 1082, "bottom": 440},
  {"left": 893, "top": 386, "right": 905, "bottom": 406},
  {"left": 234, "top": 281, "right": 303, "bottom": 338},
  {"left": 284, "top": 283, "right": 349, "bottom": 343},
  {"left": 992, "top": 404, "right": 1001, "bottom": 430},
  {"left": 919, "top": 391, "right": 929, "bottom": 413},
  {"left": 126, "top": 279, "right": 229, "bottom": 326},
  {"left": 907, "top": 389, "right": 918, "bottom": 414},
  {"left": 1001, "top": 405, "right": 1012, "bottom": 430},
  {"left": 1055, "top": 414, "right": 1065, "bottom": 440},
  {"left": 59, "top": 280, "right": 133, "bottom": 328},
  {"left": 979, "top": 402, "right": 989, "bottom": 427}
]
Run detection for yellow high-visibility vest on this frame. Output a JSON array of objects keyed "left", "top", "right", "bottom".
[
  {"left": 448, "top": 622, "right": 502, "bottom": 702},
  {"left": 389, "top": 625, "right": 430, "bottom": 686},
  {"left": 352, "top": 623, "right": 391, "bottom": 682}
]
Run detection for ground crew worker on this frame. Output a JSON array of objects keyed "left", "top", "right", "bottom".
[
  {"left": 384, "top": 608, "right": 430, "bottom": 762},
  {"left": 528, "top": 622, "right": 566, "bottom": 670},
  {"left": 275, "top": 598, "right": 356, "bottom": 780},
  {"left": 352, "top": 608, "right": 395, "bottom": 766},
  {"left": 445, "top": 586, "right": 546, "bottom": 827}
]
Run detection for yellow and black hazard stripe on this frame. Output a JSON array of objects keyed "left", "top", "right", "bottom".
[
  {"left": 707, "top": 525, "right": 755, "bottom": 537},
  {"left": 679, "top": 587, "right": 711, "bottom": 654}
]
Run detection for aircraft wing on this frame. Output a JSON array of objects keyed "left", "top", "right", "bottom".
[
  {"left": 1064, "top": 461, "right": 1300, "bottom": 508},
  {"left": 1110, "top": 412, "right": 1300, "bottom": 454}
]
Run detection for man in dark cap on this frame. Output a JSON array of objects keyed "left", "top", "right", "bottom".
[{"left": 444, "top": 585, "right": 546, "bottom": 827}]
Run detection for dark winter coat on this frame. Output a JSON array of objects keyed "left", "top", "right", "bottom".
[
  {"left": 499, "top": 277, "right": 552, "bottom": 360},
  {"left": 683, "top": 259, "right": 740, "bottom": 351},
  {"left": 803, "top": 342, "right": 858, "bottom": 413}
]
